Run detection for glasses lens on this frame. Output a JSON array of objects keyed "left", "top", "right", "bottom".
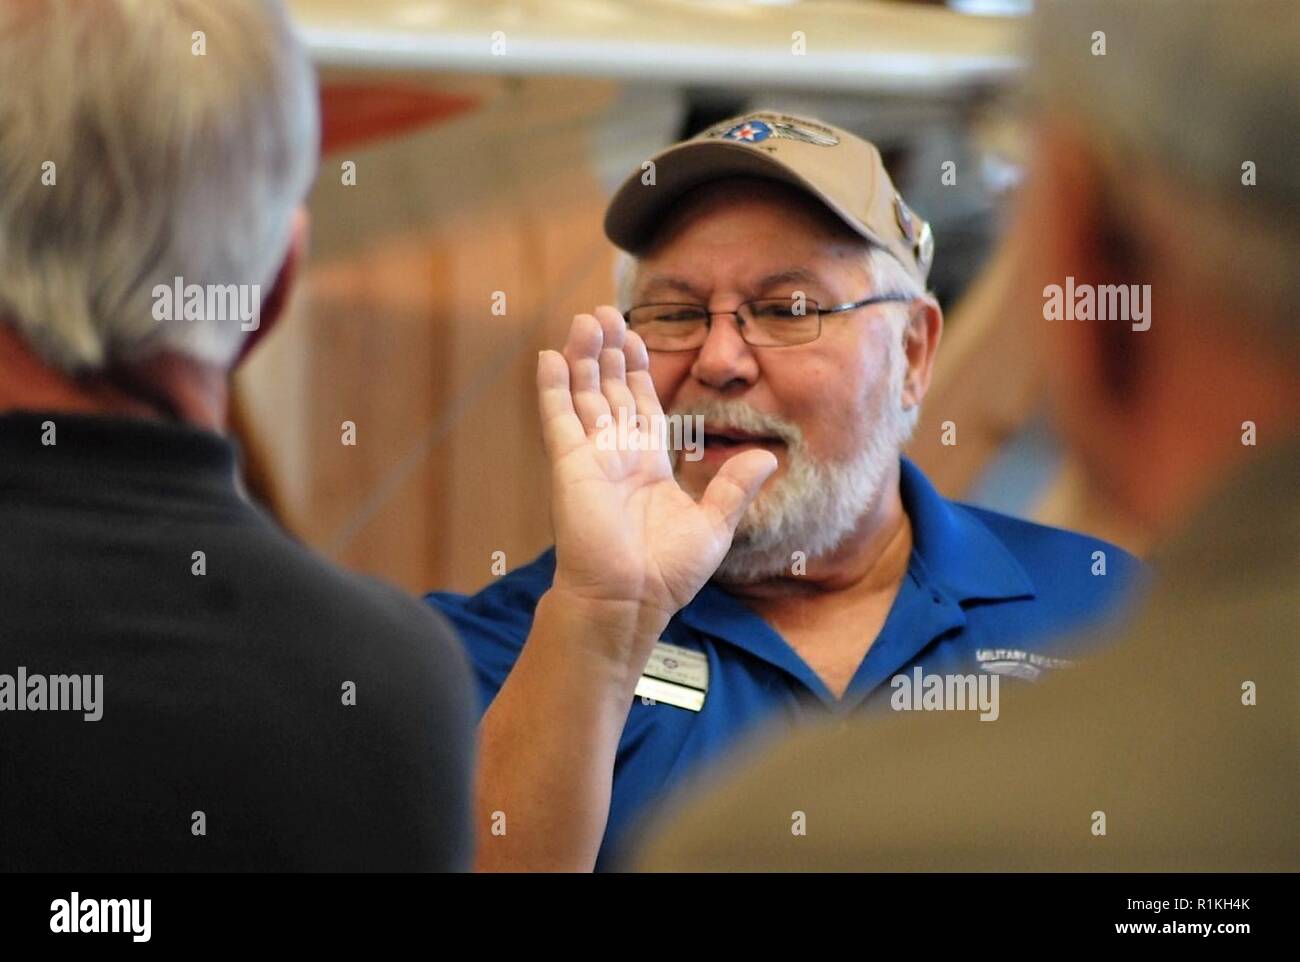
[
  {"left": 626, "top": 305, "right": 709, "bottom": 351},
  {"left": 740, "top": 299, "right": 820, "bottom": 346}
]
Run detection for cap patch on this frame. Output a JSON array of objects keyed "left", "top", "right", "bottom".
[
  {"left": 717, "top": 119, "right": 773, "bottom": 143},
  {"left": 894, "top": 192, "right": 916, "bottom": 242},
  {"left": 708, "top": 116, "right": 839, "bottom": 148}
]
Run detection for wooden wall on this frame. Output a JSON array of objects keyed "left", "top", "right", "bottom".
[{"left": 235, "top": 76, "right": 624, "bottom": 594}]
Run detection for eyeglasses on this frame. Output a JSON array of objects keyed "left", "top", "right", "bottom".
[{"left": 624, "top": 294, "right": 914, "bottom": 351}]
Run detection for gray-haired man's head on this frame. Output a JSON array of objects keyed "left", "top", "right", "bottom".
[{"left": 0, "top": 0, "right": 319, "bottom": 373}]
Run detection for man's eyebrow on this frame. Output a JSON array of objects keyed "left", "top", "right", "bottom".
[
  {"left": 754, "top": 268, "right": 820, "bottom": 291},
  {"left": 638, "top": 268, "right": 824, "bottom": 301},
  {"left": 637, "top": 274, "right": 706, "bottom": 300}
]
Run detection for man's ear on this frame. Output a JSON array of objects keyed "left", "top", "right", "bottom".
[
  {"left": 236, "top": 205, "right": 310, "bottom": 367},
  {"left": 901, "top": 296, "right": 943, "bottom": 411}
]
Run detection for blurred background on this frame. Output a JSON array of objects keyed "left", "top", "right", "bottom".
[{"left": 234, "top": 0, "right": 1137, "bottom": 598}]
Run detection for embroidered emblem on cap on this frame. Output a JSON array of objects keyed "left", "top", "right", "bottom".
[
  {"left": 894, "top": 192, "right": 916, "bottom": 242},
  {"left": 895, "top": 193, "right": 933, "bottom": 275},
  {"left": 916, "top": 220, "right": 935, "bottom": 273},
  {"left": 710, "top": 117, "right": 840, "bottom": 148},
  {"left": 766, "top": 119, "right": 839, "bottom": 146},
  {"left": 720, "top": 120, "right": 773, "bottom": 143}
]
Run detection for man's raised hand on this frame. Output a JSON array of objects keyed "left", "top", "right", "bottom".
[{"left": 536, "top": 305, "right": 776, "bottom": 673}]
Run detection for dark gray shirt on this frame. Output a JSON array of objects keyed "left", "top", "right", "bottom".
[{"left": 0, "top": 411, "right": 474, "bottom": 871}]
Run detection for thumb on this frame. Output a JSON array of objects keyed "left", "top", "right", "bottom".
[{"left": 699, "top": 449, "right": 779, "bottom": 533}]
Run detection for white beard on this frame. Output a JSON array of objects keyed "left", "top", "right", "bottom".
[{"left": 670, "top": 340, "right": 915, "bottom": 584}]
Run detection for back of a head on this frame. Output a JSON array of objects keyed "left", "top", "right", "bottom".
[
  {"left": 0, "top": 0, "right": 319, "bottom": 372},
  {"left": 0, "top": 1, "right": 477, "bottom": 874},
  {"left": 1030, "top": 0, "right": 1300, "bottom": 352}
]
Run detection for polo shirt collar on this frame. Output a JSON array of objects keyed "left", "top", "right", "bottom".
[
  {"left": 899, "top": 457, "right": 1036, "bottom": 603},
  {"left": 679, "top": 457, "right": 1036, "bottom": 706}
]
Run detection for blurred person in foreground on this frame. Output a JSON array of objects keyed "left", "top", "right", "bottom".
[
  {"left": 636, "top": 0, "right": 1300, "bottom": 871},
  {"left": 0, "top": 0, "right": 473, "bottom": 871},
  {"left": 429, "top": 108, "right": 1144, "bottom": 871}
]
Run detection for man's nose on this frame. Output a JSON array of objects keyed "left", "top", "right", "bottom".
[{"left": 690, "top": 312, "right": 760, "bottom": 391}]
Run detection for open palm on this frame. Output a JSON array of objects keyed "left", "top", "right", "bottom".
[{"left": 537, "top": 307, "right": 777, "bottom": 628}]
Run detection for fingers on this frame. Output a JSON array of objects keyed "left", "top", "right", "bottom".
[
  {"left": 562, "top": 313, "right": 610, "bottom": 432},
  {"left": 593, "top": 305, "right": 635, "bottom": 420},
  {"left": 599, "top": 346, "right": 637, "bottom": 424},
  {"left": 536, "top": 350, "right": 587, "bottom": 461},
  {"left": 563, "top": 306, "right": 638, "bottom": 434},
  {"left": 699, "top": 449, "right": 779, "bottom": 532},
  {"left": 592, "top": 304, "right": 626, "bottom": 352},
  {"left": 623, "top": 329, "right": 665, "bottom": 421}
]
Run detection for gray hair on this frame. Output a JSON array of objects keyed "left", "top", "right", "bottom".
[
  {"left": 0, "top": 0, "right": 319, "bottom": 371},
  {"left": 1030, "top": 0, "right": 1300, "bottom": 344}
]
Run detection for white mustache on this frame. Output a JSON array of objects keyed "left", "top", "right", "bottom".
[{"left": 666, "top": 399, "right": 803, "bottom": 450}]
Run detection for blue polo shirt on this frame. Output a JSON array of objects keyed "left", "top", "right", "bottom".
[{"left": 426, "top": 458, "right": 1142, "bottom": 870}]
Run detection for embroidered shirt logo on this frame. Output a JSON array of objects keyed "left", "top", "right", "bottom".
[{"left": 975, "top": 648, "right": 1076, "bottom": 682}]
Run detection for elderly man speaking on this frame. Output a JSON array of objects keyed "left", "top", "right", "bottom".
[{"left": 427, "top": 112, "right": 1140, "bottom": 871}]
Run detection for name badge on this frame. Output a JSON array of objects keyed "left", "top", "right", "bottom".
[{"left": 634, "top": 640, "right": 708, "bottom": 712}]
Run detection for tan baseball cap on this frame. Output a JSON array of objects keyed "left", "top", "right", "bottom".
[{"left": 604, "top": 110, "right": 934, "bottom": 287}]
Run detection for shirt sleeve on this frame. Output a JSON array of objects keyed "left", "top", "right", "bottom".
[{"left": 424, "top": 589, "right": 537, "bottom": 718}]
